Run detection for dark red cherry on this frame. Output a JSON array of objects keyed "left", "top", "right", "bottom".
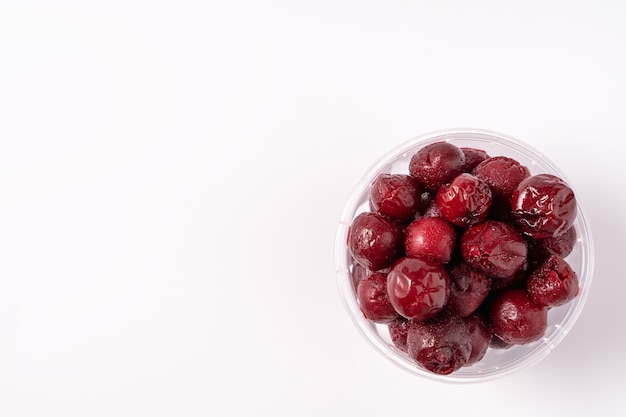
[
  {"left": 348, "top": 212, "right": 404, "bottom": 271},
  {"left": 527, "top": 253, "right": 579, "bottom": 307},
  {"left": 386, "top": 256, "right": 450, "bottom": 321},
  {"left": 489, "top": 266, "right": 528, "bottom": 292},
  {"left": 388, "top": 317, "right": 412, "bottom": 353},
  {"left": 357, "top": 272, "right": 399, "bottom": 323},
  {"left": 407, "top": 310, "right": 472, "bottom": 375},
  {"left": 404, "top": 217, "right": 456, "bottom": 264},
  {"left": 436, "top": 173, "right": 492, "bottom": 227},
  {"left": 472, "top": 156, "right": 530, "bottom": 218},
  {"left": 537, "top": 226, "right": 577, "bottom": 258},
  {"left": 460, "top": 220, "right": 528, "bottom": 279},
  {"left": 370, "top": 174, "right": 421, "bottom": 221},
  {"left": 409, "top": 142, "right": 465, "bottom": 191},
  {"left": 527, "top": 226, "right": 577, "bottom": 271},
  {"left": 446, "top": 262, "right": 492, "bottom": 317},
  {"left": 511, "top": 174, "right": 577, "bottom": 239},
  {"left": 488, "top": 288, "right": 548, "bottom": 345},
  {"left": 461, "top": 147, "right": 490, "bottom": 172},
  {"left": 464, "top": 312, "right": 493, "bottom": 365}
]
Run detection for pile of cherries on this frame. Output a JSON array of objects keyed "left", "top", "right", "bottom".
[{"left": 347, "top": 141, "right": 579, "bottom": 375}]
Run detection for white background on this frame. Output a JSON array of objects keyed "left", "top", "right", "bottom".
[{"left": 1, "top": 1, "right": 625, "bottom": 416}]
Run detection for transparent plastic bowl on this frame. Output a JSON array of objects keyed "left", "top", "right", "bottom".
[{"left": 335, "top": 128, "right": 594, "bottom": 383}]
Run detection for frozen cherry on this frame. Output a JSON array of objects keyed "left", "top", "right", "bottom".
[
  {"left": 407, "top": 310, "right": 472, "bottom": 375},
  {"left": 404, "top": 217, "right": 456, "bottom": 264},
  {"left": 387, "top": 256, "right": 450, "bottom": 321},
  {"left": 488, "top": 288, "right": 548, "bottom": 344},
  {"left": 472, "top": 156, "right": 530, "bottom": 217},
  {"left": 472, "top": 156, "right": 530, "bottom": 196},
  {"left": 461, "top": 147, "right": 490, "bottom": 172},
  {"left": 527, "top": 253, "right": 579, "bottom": 307},
  {"left": 537, "top": 226, "right": 577, "bottom": 258},
  {"left": 388, "top": 317, "right": 411, "bottom": 353},
  {"left": 436, "top": 173, "right": 492, "bottom": 227},
  {"left": 409, "top": 142, "right": 465, "bottom": 191},
  {"left": 357, "top": 272, "right": 399, "bottom": 323},
  {"left": 527, "top": 226, "right": 577, "bottom": 269},
  {"left": 464, "top": 312, "right": 493, "bottom": 365},
  {"left": 446, "top": 262, "right": 492, "bottom": 317},
  {"left": 460, "top": 220, "right": 528, "bottom": 279},
  {"left": 370, "top": 174, "right": 421, "bottom": 221},
  {"left": 489, "top": 266, "right": 528, "bottom": 292},
  {"left": 348, "top": 212, "right": 404, "bottom": 271},
  {"left": 511, "top": 174, "right": 577, "bottom": 239}
]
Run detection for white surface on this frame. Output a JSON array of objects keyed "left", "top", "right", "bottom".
[{"left": 0, "top": 1, "right": 624, "bottom": 416}]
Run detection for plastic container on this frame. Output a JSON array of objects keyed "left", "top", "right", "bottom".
[{"left": 334, "top": 128, "right": 594, "bottom": 383}]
